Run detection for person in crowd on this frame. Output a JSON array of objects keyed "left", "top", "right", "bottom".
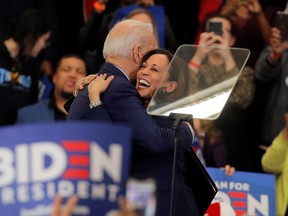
[
  {"left": 255, "top": 25, "right": 288, "bottom": 147},
  {"left": 194, "top": 119, "right": 228, "bottom": 168},
  {"left": 66, "top": 19, "right": 200, "bottom": 215},
  {"left": 196, "top": 0, "right": 280, "bottom": 69},
  {"left": 77, "top": 0, "right": 176, "bottom": 74},
  {"left": 52, "top": 195, "right": 78, "bottom": 216},
  {"left": 0, "top": 8, "right": 52, "bottom": 126},
  {"left": 78, "top": 0, "right": 155, "bottom": 74},
  {"left": 0, "top": 1, "right": 58, "bottom": 78},
  {"left": 210, "top": 0, "right": 282, "bottom": 173},
  {"left": 17, "top": 54, "right": 86, "bottom": 123},
  {"left": 51, "top": 194, "right": 144, "bottom": 216},
  {"left": 190, "top": 14, "right": 256, "bottom": 171},
  {"left": 126, "top": 8, "right": 160, "bottom": 48},
  {"left": 111, "top": 5, "right": 177, "bottom": 51},
  {"left": 261, "top": 112, "right": 288, "bottom": 216}
]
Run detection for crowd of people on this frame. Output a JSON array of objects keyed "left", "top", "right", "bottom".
[{"left": 0, "top": 0, "right": 288, "bottom": 215}]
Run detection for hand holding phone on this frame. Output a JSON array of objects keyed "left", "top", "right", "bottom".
[
  {"left": 275, "top": 11, "right": 288, "bottom": 41},
  {"left": 206, "top": 21, "right": 222, "bottom": 36}
]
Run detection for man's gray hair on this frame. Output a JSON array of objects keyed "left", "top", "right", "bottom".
[{"left": 103, "top": 19, "right": 153, "bottom": 59}]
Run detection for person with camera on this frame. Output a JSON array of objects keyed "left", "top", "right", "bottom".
[
  {"left": 190, "top": 14, "right": 256, "bottom": 171},
  {"left": 254, "top": 25, "right": 288, "bottom": 149}
]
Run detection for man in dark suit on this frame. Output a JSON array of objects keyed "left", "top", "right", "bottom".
[{"left": 67, "top": 19, "right": 200, "bottom": 215}]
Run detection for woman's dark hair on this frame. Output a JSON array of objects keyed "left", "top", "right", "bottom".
[
  {"left": 140, "top": 48, "right": 191, "bottom": 103},
  {"left": 139, "top": 48, "right": 173, "bottom": 68},
  {"left": 164, "top": 53, "right": 191, "bottom": 102},
  {"left": 10, "top": 8, "right": 52, "bottom": 55}
]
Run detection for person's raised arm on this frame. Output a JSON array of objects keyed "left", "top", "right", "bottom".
[
  {"left": 268, "top": 27, "right": 287, "bottom": 64},
  {"left": 52, "top": 195, "right": 78, "bottom": 216},
  {"left": 248, "top": 0, "right": 271, "bottom": 45}
]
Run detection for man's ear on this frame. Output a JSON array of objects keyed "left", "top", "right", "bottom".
[
  {"left": 132, "top": 45, "right": 142, "bottom": 65},
  {"left": 162, "top": 81, "right": 178, "bottom": 93}
]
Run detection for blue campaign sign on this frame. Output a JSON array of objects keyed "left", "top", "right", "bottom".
[
  {"left": 0, "top": 121, "right": 132, "bottom": 216},
  {"left": 206, "top": 167, "right": 276, "bottom": 216}
]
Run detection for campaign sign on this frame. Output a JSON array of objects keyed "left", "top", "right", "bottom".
[
  {"left": 206, "top": 167, "right": 276, "bottom": 216},
  {"left": 0, "top": 122, "right": 132, "bottom": 216}
]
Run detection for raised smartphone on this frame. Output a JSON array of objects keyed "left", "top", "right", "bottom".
[
  {"left": 206, "top": 21, "right": 222, "bottom": 36},
  {"left": 275, "top": 11, "right": 288, "bottom": 41}
]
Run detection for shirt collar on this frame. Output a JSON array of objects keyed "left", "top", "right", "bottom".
[{"left": 113, "top": 64, "right": 130, "bottom": 81}]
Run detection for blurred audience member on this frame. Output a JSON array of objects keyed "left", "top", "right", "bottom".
[
  {"left": 261, "top": 112, "right": 288, "bottom": 216},
  {"left": 191, "top": 14, "right": 255, "bottom": 171},
  {"left": 220, "top": 0, "right": 280, "bottom": 68},
  {"left": 126, "top": 8, "right": 162, "bottom": 49},
  {"left": 0, "top": 1, "right": 58, "bottom": 78},
  {"left": 17, "top": 54, "right": 86, "bottom": 123},
  {"left": 199, "top": 120, "right": 228, "bottom": 168},
  {"left": 214, "top": 2, "right": 281, "bottom": 171},
  {"left": 195, "top": 0, "right": 280, "bottom": 69},
  {"left": 255, "top": 26, "right": 288, "bottom": 146},
  {"left": 52, "top": 195, "right": 78, "bottom": 216},
  {"left": 77, "top": 0, "right": 176, "bottom": 74},
  {"left": 194, "top": 0, "right": 223, "bottom": 44},
  {"left": 110, "top": 4, "right": 177, "bottom": 51},
  {"left": 0, "top": 8, "right": 52, "bottom": 126}
]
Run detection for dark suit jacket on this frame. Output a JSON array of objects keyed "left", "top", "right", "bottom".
[{"left": 67, "top": 63, "right": 200, "bottom": 215}]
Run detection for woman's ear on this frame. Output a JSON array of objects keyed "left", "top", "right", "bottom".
[
  {"left": 132, "top": 45, "right": 142, "bottom": 65},
  {"left": 162, "top": 81, "right": 178, "bottom": 93}
]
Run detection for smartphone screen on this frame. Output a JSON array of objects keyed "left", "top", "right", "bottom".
[
  {"left": 125, "top": 177, "right": 157, "bottom": 216},
  {"left": 275, "top": 11, "right": 288, "bottom": 41},
  {"left": 206, "top": 21, "right": 222, "bottom": 36}
]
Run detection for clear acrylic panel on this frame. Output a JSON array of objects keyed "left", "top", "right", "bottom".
[{"left": 146, "top": 44, "right": 250, "bottom": 120}]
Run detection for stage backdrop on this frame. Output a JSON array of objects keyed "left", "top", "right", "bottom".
[
  {"left": 0, "top": 122, "right": 132, "bottom": 216},
  {"left": 206, "top": 167, "right": 276, "bottom": 216}
]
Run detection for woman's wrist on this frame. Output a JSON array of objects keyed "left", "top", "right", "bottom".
[
  {"left": 89, "top": 100, "right": 102, "bottom": 109},
  {"left": 189, "top": 54, "right": 203, "bottom": 70},
  {"left": 89, "top": 93, "right": 100, "bottom": 102},
  {"left": 89, "top": 95, "right": 102, "bottom": 109},
  {"left": 189, "top": 60, "right": 200, "bottom": 69}
]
